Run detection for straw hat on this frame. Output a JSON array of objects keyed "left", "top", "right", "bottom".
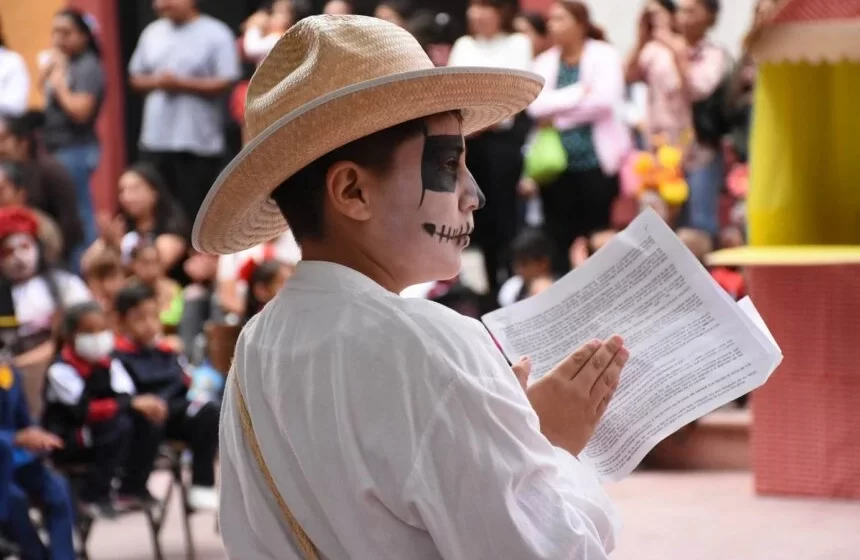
[{"left": 192, "top": 15, "right": 544, "bottom": 255}]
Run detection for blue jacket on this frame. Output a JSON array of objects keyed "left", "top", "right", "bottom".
[{"left": 0, "top": 364, "right": 36, "bottom": 469}]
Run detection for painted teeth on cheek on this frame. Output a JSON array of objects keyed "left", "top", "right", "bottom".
[{"left": 422, "top": 223, "right": 474, "bottom": 244}]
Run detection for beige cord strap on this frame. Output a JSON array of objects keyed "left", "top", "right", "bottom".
[{"left": 233, "top": 375, "right": 321, "bottom": 560}]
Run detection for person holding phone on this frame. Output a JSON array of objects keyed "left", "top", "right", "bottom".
[{"left": 624, "top": 0, "right": 682, "bottom": 146}]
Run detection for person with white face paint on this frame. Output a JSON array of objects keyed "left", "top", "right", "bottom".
[
  {"left": 195, "top": 16, "right": 630, "bottom": 559},
  {"left": 43, "top": 301, "right": 167, "bottom": 519},
  {"left": 0, "top": 207, "right": 91, "bottom": 414}
]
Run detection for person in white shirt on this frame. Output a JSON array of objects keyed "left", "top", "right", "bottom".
[
  {"left": 448, "top": 0, "right": 534, "bottom": 297},
  {"left": 192, "top": 16, "right": 629, "bottom": 560},
  {"left": 0, "top": 21, "right": 30, "bottom": 118}
]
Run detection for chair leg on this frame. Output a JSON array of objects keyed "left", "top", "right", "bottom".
[{"left": 175, "top": 463, "right": 196, "bottom": 560}]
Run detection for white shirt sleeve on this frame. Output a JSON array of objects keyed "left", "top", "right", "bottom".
[
  {"left": 0, "top": 50, "right": 30, "bottom": 117},
  {"left": 109, "top": 359, "right": 136, "bottom": 395},
  {"left": 243, "top": 27, "right": 280, "bottom": 63},
  {"left": 46, "top": 363, "right": 84, "bottom": 405},
  {"left": 402, "top": 359, "right": 618, "bottom": 559}
]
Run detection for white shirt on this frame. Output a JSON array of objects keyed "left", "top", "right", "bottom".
[
  {"left": 220, "top": 261, "right": 618, "bottom": 559},
  {"left": 13, "top": 271, "right": 91, "bottom": 340},
  {"left": 0, "top": 47, "right": 30, "bottom": 117},
  {"left": 447, "top": 33, "right": 533, "bottom": 72}
]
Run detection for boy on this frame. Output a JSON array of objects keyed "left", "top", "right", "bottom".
[
  {"left": 113, "top": 283, "right": 220, "bottom": 511},
  {"left": 498, "top": 228, "right": 556, "bottom": 307},
  {"left": 80, "top": 247, "right": 126, "bottom": 316},
  {"left": 44, "top": 301, "right": 161, "bottom": 517},
  {"left": 0, "top": 283, "right": 75, "bottom": 559}
]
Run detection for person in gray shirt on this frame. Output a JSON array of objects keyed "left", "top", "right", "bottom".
[
  {"left": 128, "top": 0, "right": 240, "bottom": 223},
  {"left": 41, "top": 9, "right": 105, "bottom": 270}
]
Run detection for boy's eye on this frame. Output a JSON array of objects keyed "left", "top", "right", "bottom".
[{"left": 445, "top": 158, "right": 459, "bottom": 172}]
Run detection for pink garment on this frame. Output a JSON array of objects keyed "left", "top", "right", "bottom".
[
  {"left": 528, "top": 41, "right": 633, "bottom": 176},
  {"left": 637, "top": 39, "right": 727, "bottom": 166},
  {"left": 638, "top": 41, "right": 691, "bottom": 145}
]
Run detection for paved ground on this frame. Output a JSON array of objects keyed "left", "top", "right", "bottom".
[{"left": 86, "top": 471, "right": 860, "bottom": 559}]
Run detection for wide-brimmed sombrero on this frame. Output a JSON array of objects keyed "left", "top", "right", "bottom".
[{"left": 192, "top": 15, "right": 544, "bottom": 255}]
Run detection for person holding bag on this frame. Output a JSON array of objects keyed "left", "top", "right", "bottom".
[{"left": 527, "top": 1, "right": 632, "bottom": 275}]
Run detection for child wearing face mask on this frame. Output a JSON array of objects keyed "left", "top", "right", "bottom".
[
  {"left": 112, "top": 283, "right": 220, "bottom": 511},
  {"left": 43, "top": 301, "right": 166, "bottom": 518}
]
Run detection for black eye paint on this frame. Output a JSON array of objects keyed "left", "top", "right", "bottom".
[
  {"left": 419, "top": 124, "right": 463, "bottom": 207},
  {"left": 422, "top": 223, "right": 474, "bottom": 246}
]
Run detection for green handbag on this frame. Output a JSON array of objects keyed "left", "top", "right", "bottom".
[{"left": 524, "top": 127, "right": 568, "bottom": 185}]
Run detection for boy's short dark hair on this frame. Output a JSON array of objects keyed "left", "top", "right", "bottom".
[
  {"left": 270, "top": 114, "right": 453, "bottom": 243},
  {"left": 114, "top": 283, "right": 157, "bottom": 318},
  {"left": 61, "top": 301, "right": 103, "bottom": 341},
  {"left": 511, "top": 228, "right": 555, "bottom": 263}
]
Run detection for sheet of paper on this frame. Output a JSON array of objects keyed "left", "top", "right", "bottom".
[
  {"left": 737, "top": 296, "right": 783, "bottom": 379},
  {"left": 482, "top": 209, "right": 782, "bottom": 482}
]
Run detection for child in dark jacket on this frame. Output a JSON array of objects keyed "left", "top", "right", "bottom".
[
  {"left": 0, "top": 287, "right": 75, "bottom": 559},
  {"left": 113, "top": 283, "right": 220, "bottom": 511},
  {"left": 44, "top": 301, "right": 166, "bottom": 517}
]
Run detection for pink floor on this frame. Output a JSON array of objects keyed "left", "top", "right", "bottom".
[{"left": 86, "top": 471, "right": 860, "bottom": 559}]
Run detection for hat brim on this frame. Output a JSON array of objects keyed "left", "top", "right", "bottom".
[{"left": 192, "top": 66, "right": 544, "bottom": 255}]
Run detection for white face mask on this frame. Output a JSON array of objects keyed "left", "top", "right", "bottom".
[{"left": 74, "top": 331, "right": 115, "bottom": 363}]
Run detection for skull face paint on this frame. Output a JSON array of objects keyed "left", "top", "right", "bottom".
[
  {"left": 419, "top": 127, "right": 485, "bottom": 244},
  {"left": 0, "top": 233, "right": 39, "bottom": 283}
]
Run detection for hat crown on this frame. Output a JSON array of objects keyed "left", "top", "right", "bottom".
[{"left": 245, "top": 16, "right": 435, "bottom": 139}]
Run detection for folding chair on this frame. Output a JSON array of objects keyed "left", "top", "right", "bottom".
[
  {"left": 156, "top": 441, "right": 196, "bottom": 560},
  {"left": 56, "top": 463, "right": 169, "bottom": 560}
]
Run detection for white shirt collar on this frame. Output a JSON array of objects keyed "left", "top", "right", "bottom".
[{"left": 288, "top": 260, "right": 392, "bottom": 295}]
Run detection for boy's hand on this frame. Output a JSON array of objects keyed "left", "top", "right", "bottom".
[
  {"left": 526, "top": 336, "right": 628, "bottom": 457},
  {"left": 15, "top": 427, "right": 63, "bottom": 453},
  {"left": 511, "top": 356, "right": 532, "bottom": 392}
]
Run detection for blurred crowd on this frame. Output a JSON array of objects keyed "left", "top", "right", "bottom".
[{"left": 0, "top": 0, "right": 773, "bottom": 556}]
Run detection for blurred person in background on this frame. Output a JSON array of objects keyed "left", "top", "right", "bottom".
[
  {"left": 44, "top": 301, "right": 148, "bottom": 518},
  {"left": 528, "top": 0, "right": 631, "bottom": 276},
  {"left": 0, "top": 207, "right": 91, "bottom": 417},
  {"left": 0, "top": 328, "right": 74, "bottom": 559},
  {"left": 113, "top": 283, "right": 220, "bottom": 511},
  {"left": 83, "top": 163, "right": 188, "bottom": 283},
  {"left": 629, "top": 0, "right": 727, "bottom": 236},
  {"left": 0, "top": 161, "right": 64, "bottom": 265},
  {"left": 40, "top": 9, "right": 105, "bottom": 262},
  {"left": 242, "top": 0, "right": 300, "bottom": 65},
  {"left": 80, "top": 248, "right": 125, "bottom": 317},
  {"left": 514, "top": 11, "right": 552, "bottom": 58},
  {"left": 498, "top": 227, "right": 556, "bottom": 307},
  {"left": 375, "top": 0, "right": 415, "bottom": 28},
  {"left": 242, "top": 259, "right": 290, "bottom": 325},
  {"left": 128, "top": 241, "right": 184, "bottom": 335},
  {"left": 0, "top": 16, "right": 30, "bottom": 118},
  {"left": 726, "top": 0, "right": 777, "bottom": 165},
  {"left": 449, "top": 0, "right": 533, "bottom": 297},
  {"left": 0, "top": 114, "right": 84, "bottom": 267},
  {"left": 215, "top": 230, "right": 300, "bottom": 320},
  {"left": 408, "top": 10, "right": 456, "bottom": 67},
  {"left": 128, "top": 0, "right": 240, "bottom": 222},
  {"left": 323, "top": 0, "right": 352, "bottom": 15}
]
